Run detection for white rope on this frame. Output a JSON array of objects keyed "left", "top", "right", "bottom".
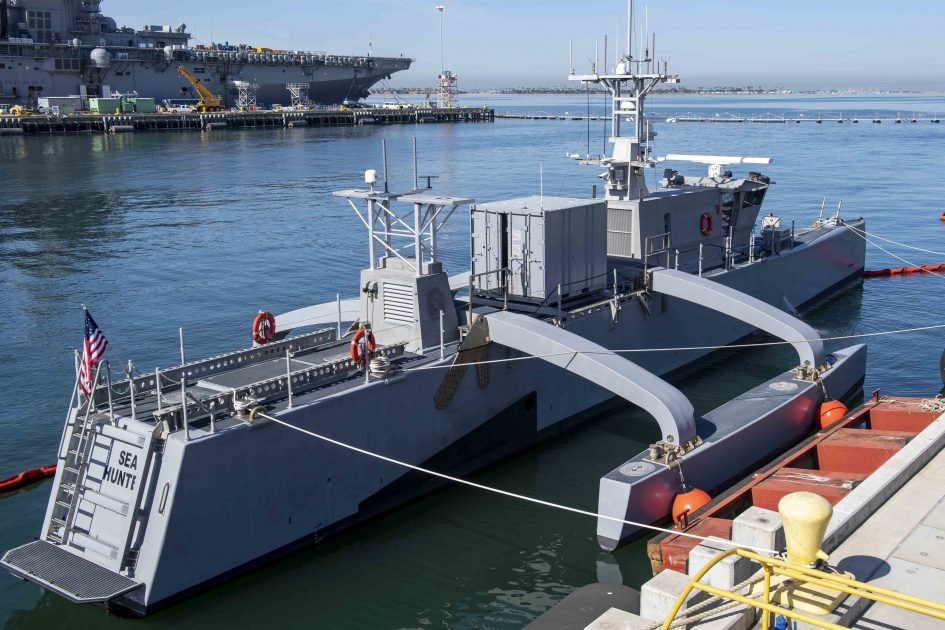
[
  {"left": 404, "top": 323, "right": 945, "bottom": 372},
  {"left": 845, "top": 224, "right": 945, "bottom": 281},
  {"left": 921, "top": 395, "right": 945, "bottom": 413},
  {"left": 259, "top": 412, "right": 778, "bottom": 555},
  {"left": 846, "top": 223, "right": 945, "bottom": 258}
]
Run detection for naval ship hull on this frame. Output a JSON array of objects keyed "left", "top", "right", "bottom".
[
  {"left": 79, "top": 220, "right": 866, "bottom": 615},
  {"left": 0, "top": 55, "right": 409, "bottom": 106}
]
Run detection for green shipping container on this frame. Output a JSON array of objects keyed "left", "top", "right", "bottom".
[
  {"left": 133, "top": 98, "right": 156, "bottom": 113},
  {"left": 121, "top": 101, "right": 136, "bottom": 113},
  {"left": 90, "top": 98, "right": 122, "bottom": 113}
]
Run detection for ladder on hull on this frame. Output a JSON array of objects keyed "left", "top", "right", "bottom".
[
  {"left": 46, "top": 393, "right": 159, "bottom": 576},
  {"left": 47, "top": 405, "right": 107, "bottom": 545}
]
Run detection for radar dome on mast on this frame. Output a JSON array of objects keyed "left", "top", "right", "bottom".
[{"left": 90, "top": 48, "right": 111, "bottom": 68}]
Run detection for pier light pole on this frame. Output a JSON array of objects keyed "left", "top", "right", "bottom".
[{"left": 437, "top": 4, "right": 445, "bottom": 76}]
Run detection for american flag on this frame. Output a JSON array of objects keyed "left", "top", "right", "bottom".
[{"left": 79, "top": 310, "right": 108, "bottom": 396}]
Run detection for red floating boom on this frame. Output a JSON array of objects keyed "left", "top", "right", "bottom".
[
  {"left": 0, "top": 465, "right": 57, "bottom": 495},
  {"left": 863, "top": 264, "right": 945, "bottom": 278}
]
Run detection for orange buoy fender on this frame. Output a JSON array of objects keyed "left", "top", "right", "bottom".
[
  {"left": 672, "top": 485, "right": 711, "bottom": 528},
  {"left": 940, "top": 212, "right": 945, "bottom": 223},
  {"left": 252, "top": 310, "right": 276, "bottom": 345},
  {"left": 818, "top": 399, "right": 849, "bottom": 429},
  {"left": 350, "top": 327, "right": 377, "bottom": 366},
  {"left": 700, "top": 212, "right": 713, "bottom": 236}
]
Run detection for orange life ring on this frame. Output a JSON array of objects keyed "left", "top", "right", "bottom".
[
  {"left": 700, "top": 212, "right": 713, "bottom": 236},
  {"left": 350, "top": 327, "right": 377, "bottom": 366},
  {"left": 940, "top": 212, "right": 945, "bottom": 223},
  {"left": 252, "top": 310, "right": 276, "bottom": 345}
]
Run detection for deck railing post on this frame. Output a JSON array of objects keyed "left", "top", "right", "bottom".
[
  {"left": 468, "top": 275, "right": 474, "bottom": 325},
  {"left": 363, "top": 331, "right": 370, "bottom": 385},
  {"left": 556, "top": 284, "right": 563, "bottom": 325},
  {"left": 105, "top": 362, "right": 115, "bottom": 425},
  {"left": 286, "top": 349, "right": 294, "bottom": 409},
  {"left": 674, "top": 249, "right": 679, "bottom": 269},
  {"left": 336, "top": 292, "right": 342, "bottom": 339},
  {"left": 181, "top": 376, "right": 189, "bottom": 441},
  {"left": 155, "top": 367, "right": 163, "bottom": 411},
  {"left": 749, "top": 232, "right": 755, "bottom": 263},
  {"left": 179, "top": 327, "right": 186, "bottom": 365},
  {"left": 127, "top": 360, "right": 137, "bottom": 422},
  {"left": 698, "top": 243, "right": 703, "bottom": 277}
]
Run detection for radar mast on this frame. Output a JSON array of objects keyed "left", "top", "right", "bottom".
[{"left": 568, "top": 0, "right": 678, "bottom": 200}]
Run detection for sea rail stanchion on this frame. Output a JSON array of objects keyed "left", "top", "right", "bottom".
[
  {"left": 127, "top": 360, "right": 137, "bottom": 422},
  {"left": 155, "top": 367, "right": 163, "bottom": 411},
  {"left": 286, "top": 349, "right": 294, "bottom": 409},
  {"left": 105, "top": 362, "right": 115, "bottom": 424},
  {"left": 181, "top": 372, "right": 189, "bottom": 441}
]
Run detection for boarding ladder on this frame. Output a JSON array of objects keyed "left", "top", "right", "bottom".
[
  {"left": 46, "top": 404, "right": 108, "bottom": 546},
  {"left": 45, "top": 368, "right": 161, "bottom": 577}
]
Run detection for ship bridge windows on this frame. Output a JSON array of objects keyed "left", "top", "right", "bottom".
[
  {"left": 54, "top": 58, "right": 81, "bottom": 71},
  {"left": 742, "top": 188, "right": 767, "bottom": 210}
]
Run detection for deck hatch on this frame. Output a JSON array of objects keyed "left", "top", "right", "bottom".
[{"left": 1, "top": 540, "right": 140, "bottom": 603}]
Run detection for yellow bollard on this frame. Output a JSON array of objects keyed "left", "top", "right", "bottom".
[{"left": 779, "top": 491, "right": 833, "bottom": 566}]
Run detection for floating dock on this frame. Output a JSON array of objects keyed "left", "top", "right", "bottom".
[
  {"left": 0, "top": 107, "right": 494, "bottom": 136},
  {"left": 495, "top": 111, "right": 944, "bottom": 124},
  {"left": 528, "top": 394, "right": 945, "bottom": 629},
  {"left": 666, "top": 112, "right": 942, "bottom": 124}
]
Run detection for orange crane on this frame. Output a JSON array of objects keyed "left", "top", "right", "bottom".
[{"left": 176, "top": 66, "right": 223, "bottom": 112}]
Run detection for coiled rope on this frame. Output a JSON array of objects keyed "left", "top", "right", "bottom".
[
  {"left": 257, "top": 412, "right": 778, "bottom": 556},
  {"left": 921, "top": 395, "right": 945, "bottom": 413}
]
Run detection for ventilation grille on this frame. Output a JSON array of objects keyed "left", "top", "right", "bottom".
[
  {"left": 383, "top": 282, "right": 415, "bottom": 324},
  {"left": 607, "top": 207, "right": 634, "bottom": 257}
]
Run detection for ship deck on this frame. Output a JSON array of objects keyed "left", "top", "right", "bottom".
[{"left": 91, "top": 328, "right": 436, "bottom": 433}]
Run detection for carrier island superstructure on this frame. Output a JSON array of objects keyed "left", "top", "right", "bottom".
[
  {"left": 3, "top": 19, "right": 868, "bottom": 617},
  {"left": 0, "top": 0, "right": 411, "bottom": 106}
]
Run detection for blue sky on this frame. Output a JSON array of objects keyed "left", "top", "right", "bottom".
[{"left": 118, "top": 1, "right": 945, "bottom": 89}]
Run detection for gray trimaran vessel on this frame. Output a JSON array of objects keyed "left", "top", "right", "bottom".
[{"left": 3, "top": 5, "right": 867, "bottom": 616}]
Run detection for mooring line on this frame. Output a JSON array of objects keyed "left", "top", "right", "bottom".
[
  {"left": 845, "top": 224, "right": 945, "bottom": 282},
  {"left": 403, "top": 322, "right": 945, "bottom": 372},
  {"left": 259, "top": 412, "right": 778, "bottom": 555}
]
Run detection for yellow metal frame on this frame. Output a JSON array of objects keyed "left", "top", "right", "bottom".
[{"left": 662, "top": 548, "right": 945, "bottom": 630}]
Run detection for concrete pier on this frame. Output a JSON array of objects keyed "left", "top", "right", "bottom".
[
  {"left": 0, "top": 107, "right": 494, "bottom": 136},
  {"left": 529, "top": 404, "right": 945, "bottom": 629}
]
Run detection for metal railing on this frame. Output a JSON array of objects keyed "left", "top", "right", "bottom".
[
  {"left": 468, "top": 267, "right": 510, "bottom": 320},
  {"left": 643, "top": 232, "right": 672, "bottom": 275},
  {"left": 662, "top": 547, "right": 945, "bottom": 630}
]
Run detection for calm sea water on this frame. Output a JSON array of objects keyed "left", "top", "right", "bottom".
[{"left": 1, "top": 94, "right": 944, "bottom": 629}]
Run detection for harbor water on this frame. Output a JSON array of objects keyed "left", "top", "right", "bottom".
[{"left": 1, "top": 93, "right": 944, "bottom": 628}]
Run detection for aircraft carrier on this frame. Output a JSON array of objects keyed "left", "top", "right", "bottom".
[{"left": 0, "top": 0, "right": 412, "bottom": 107}]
